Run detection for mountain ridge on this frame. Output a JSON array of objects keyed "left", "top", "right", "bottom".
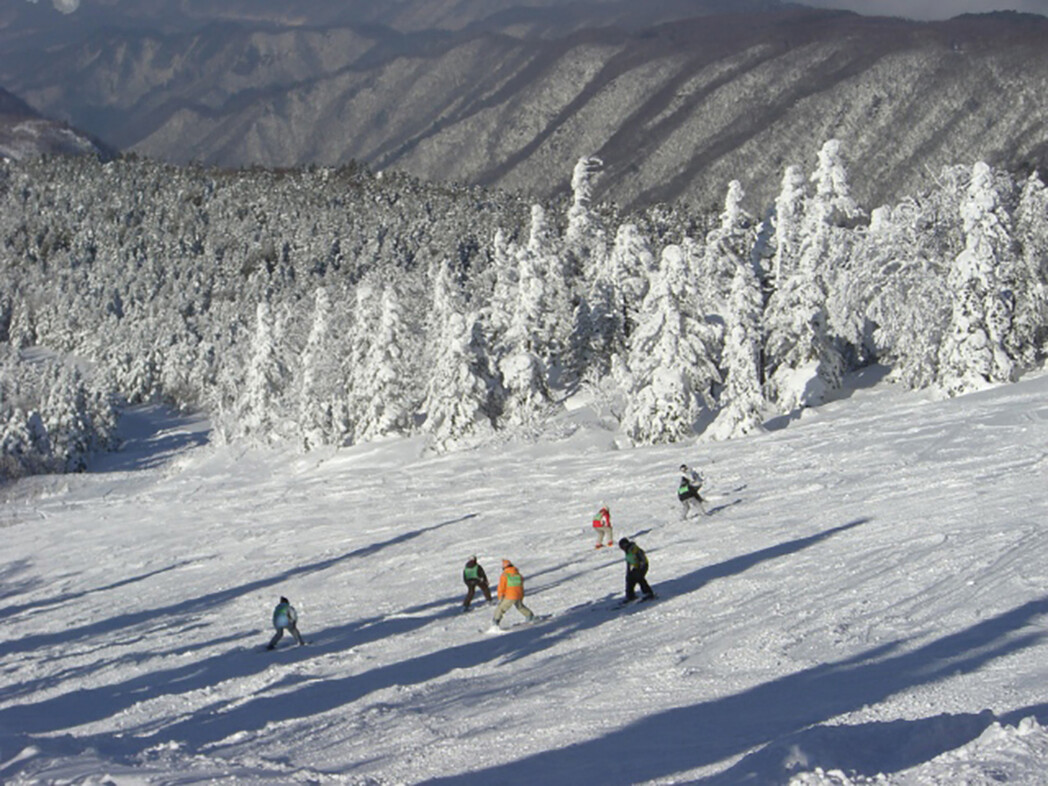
[{"left": 2, "top": 4, "right": 1048, "bottom": 210}]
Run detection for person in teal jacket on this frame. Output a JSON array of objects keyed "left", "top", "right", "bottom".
[{"left": 267, "top": 596, "right": 306, "bottom": 649}]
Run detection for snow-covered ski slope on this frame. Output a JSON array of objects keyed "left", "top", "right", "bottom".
[{"left": 3, "top": 369, "right": 1048, "bottom": 784}]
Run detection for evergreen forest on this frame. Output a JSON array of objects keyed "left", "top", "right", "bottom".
[{"left": 1, "top": 142, "right": 1046, "bottom": 480}]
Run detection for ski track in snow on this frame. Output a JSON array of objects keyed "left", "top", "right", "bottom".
[{"left": 2, "top": 374, "right": 1048, "bottom": 783}]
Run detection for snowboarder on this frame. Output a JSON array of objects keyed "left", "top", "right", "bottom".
[
  {"left": 462, "top": 555, "right": 493, "bottom": 610},
  {"left": 592, "top": 503, "right": 614, "bottom": 548},
  {"left": 618, "top": 537, "right": 655, "bottom": 602},
  {"left": 267, "top": 596, "right": 306, "bottom": 649},
  {"left": 678, "top": 463, "right": 706, "bottom": 519},
  {"left": 492, "top": 559, "right": 536, "bottom": 627}
]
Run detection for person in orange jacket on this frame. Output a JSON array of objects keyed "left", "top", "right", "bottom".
[
  {"left": 492, "top": 558, "right": 535, "bottom": 627},
  {"left": 592, "top": 503, "right": 613, "bottom": 548}
]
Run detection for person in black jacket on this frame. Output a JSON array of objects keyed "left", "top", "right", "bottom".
[
  {"left": 462, "top": 555, "right": 493, "bottom": 611},
  {"left": 618, "top": 538, "right": 655, "bottom": 602}
]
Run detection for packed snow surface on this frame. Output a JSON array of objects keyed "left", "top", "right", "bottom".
[{"left": 2, "top": 370, "right": 1048, "bottom": 784}]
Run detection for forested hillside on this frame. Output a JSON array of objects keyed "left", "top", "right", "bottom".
[
  {"left": 3, "top": 4, "right": 1048, "bottom": 212},
  {"left": 2, "top": 142, "right": 1046, "bottom": 480}
]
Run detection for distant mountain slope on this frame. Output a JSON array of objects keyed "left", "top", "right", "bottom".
[
  {"left": 0, "top": 86, "right": 113, "bottom": 161},
  {"left": 2, "top": 4, "right": 1048, "bottom": 210}
]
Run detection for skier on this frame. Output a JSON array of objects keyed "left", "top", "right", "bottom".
[
  {"left": 492, "top": 559, "right": 536, "bottom": 627},
  {"left": 592, "top": 503, "right": 614, "bottom": 549},
  {"left": 678, "top": 463, "right": 706, "bottom": 519},
  {"left": 618, "top": 537, "right": 655, "bottom": 603},
  {"left": 267, "top": 596, "right": 306, "bottom": 649},
  {"left": 462, "top": 555, "right": 493, "bottom": 611}
]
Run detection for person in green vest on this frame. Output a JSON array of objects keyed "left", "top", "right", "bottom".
[
  {"left": 678, "top": 463, "right": 706, "bottom": 519},
  {"left": 462, "top": 555, "right": 493, "bottom": 611},
  {"left": 267, "top": 596, "right": 306, "bottom": 649},
  {"left": 618, "top": 538, "right": 656, "bottom": 602}
]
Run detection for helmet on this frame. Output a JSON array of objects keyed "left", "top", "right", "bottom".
[{"left": 618, "top": 538, "right": 630, "bottom": 549}]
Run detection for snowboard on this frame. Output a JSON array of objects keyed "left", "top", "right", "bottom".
[
  {"left": 482, "top": 613, "right": 552, "bottom": 634},
  {"left": 612, "top": 594, "right": 659, "bottom": 611}
]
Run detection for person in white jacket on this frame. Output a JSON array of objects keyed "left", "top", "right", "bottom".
[{"left": 677, "top": 464, "right": 705, "bottom": 519}]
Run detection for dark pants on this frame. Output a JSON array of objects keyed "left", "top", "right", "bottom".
[
  {"left": 626, "top": 566, "right": 654, "bottom": 600},
  {"left": 268, "top": 622, "right": 305, "bottom": 649},
  {"left": 464, "top": 579, "right": 493, "bottom": 608}
]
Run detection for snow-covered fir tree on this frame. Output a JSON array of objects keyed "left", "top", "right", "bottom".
[
  {"left": 229, "top": 299, "right": 290, "bottom": 443},
  {"left": 701, "top": 180, "right": 753, "bottom": 310},
  {"left": 770, "top": 165, "right": 807, "bottom": 285},
  {"left": 1010, "top": 171, "right": 1048, "bottom": 367},
  {"left": 353, "top": 283, "right": 416, "bottom": 442},
  {"left": 852, "top": 203, "right": 950, "bottom": 389},
  {"left": 621, "top": 245, "right": 720, "bottom": 444},
  {"left": 938, "top": 161, "right": 1019, "bottom": 396},
  {"left": 298, "top": 286, "right": 338, "bottom": 450},
  {"left": 708, "top": 257, "right": 767, "bottom": 440},
  {"left": 764, "top": 141, "right": 855, "bottom": 411}
]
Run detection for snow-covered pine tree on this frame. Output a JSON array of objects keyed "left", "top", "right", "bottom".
[
  {"left": 486, "top": 228, "right": 520, "bottom": 349},
  {"left": 764, "top": 141, "right": 855, "bottom": 411},
  {"left": 770, "top": 165, "right": 807, "bottom": 286},
  {"left": 708, "top": 257, "right": 767, "bottom": 440},
  {"left": 420, "top": 259, "right": 500, "bottom": 448},
  {"left": 607, "top": 223, "right": 656, "bottom": 343},
  {"left": 496, "top": 212, "right": 555, "bottom": 426},
  {"left": 852, "top": 203, "right": 948, "bottom": 389},
  {"left": 1010, "top": 171, "right": 1048, "bottom": 367},
  {"left": 571, "top": 222, "right": 634, "bottom": 383},
  {"left": 621, "top": 245, "right": 720, "bottom": 444},
  {"left": 232, "top": 298, "right": 291, "bottom": 443},
  {"left": 298, "top": 286, "right": 337, "bottom": 450},
  {"left": 702, "top": 180, "right": 753, "bottom": 311},
  {"left": 421, "top": 306, "right": 501, "bottom": 451},
  {"left": 353, "top": 283, "right": 416, "bottom": 442},
  {"left": 938, "top": 161, "right": 1019, "bottom": 396}
]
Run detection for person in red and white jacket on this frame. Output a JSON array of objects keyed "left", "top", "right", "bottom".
[{"left": 592, "top": 503, "right": 613, "bottom": 549}]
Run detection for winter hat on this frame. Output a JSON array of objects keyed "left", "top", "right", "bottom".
[
  {"left": 502, "top": 558, "right": 512, "bottom": 568},
  {"left": 280, "top": 596, "right": 289, "bottom": 604},
  {"left": 618, "top": 538, "right": 630, "bottom": 550}
]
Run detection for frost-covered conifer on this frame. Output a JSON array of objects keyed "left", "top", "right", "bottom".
[
  {"left": 234, "top": 299, "right": 291, "bottom": 442},
  {"left": 1010, "top": 171, "right": 1048, "bottom": 366},
  {"left": 422, "top": 308, "right": 500, "bottom": 450},
  {"left": 354, "top": 284, "right": 415, "bottom": 442},
  {"left": 608, "top": 223, "right": 656, "bottom": 341},
  {"left": 621, "top": 245, "right": 720, "bottom": 444},
  {"left": 298, "top": 286, "right": 336, "bottom": 449},
  {"left": 771, "top": 165, "right": 807, "bottom": 284},
  {"left": 708, "top": 259, "right": 766, "bottom": 440},
  {"left": 566, "top": 156, "right": 607, "bottom": 276},
  {"left": 764, "top": 142, "right": 855, "bottom": 411},
  {"left": 498, "top": 260, "right": 552, "bottom": 427},
  {"left": 702, "top": 180, "right": 753, "bottom": 311},
  {"left": 938, "top": 161, "right": 1018, "bottom": 395}
]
